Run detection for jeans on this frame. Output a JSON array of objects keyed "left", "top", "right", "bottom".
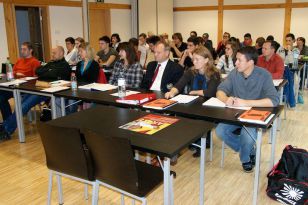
[
  {"left": 0, "top": 91, "right": 13, "bottom": 121},
  {"left": 215, "top": 123, "right": 257, "bottom": 163},
  {"left": 3, "top": 94, "right": 48, "bottom": 134},
  {"left": 55, "top": 97, "right": 78, "bottom": 117}
]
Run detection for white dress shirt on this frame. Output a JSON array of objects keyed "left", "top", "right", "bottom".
[
  {"left": 138, "top": 43, "right": 149, "bottom": 67},
  {"left": 150, "top": 59, "right": 168, "bottom": 91},
  {"left": 65, "top": 47, "right": 78, "bottom": 65}
]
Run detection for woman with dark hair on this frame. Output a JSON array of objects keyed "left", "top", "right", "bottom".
[
  {"left": 109, "top": 42, "right": 143, "bottom": 88},
  {"left": 216, "top": 41, "right": 239, "bottom": 74},
  {"left": 111, "top": 33, "right": 121, "bottom": 51},
  {"left": 65, "top": 37, "right": 78, "bottom": 65},
  {"left": 296, "top": 37, "right": 308, "bottom": 56}
]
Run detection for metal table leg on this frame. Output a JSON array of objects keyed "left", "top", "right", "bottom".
[
  {"left": 13, "top": 89, "right": 25, "bottom": 142},
  {"left": 50, "top": 95, "right": 57, "bottom": 119},
  {"left": 252, "top": 128, "right": 263, "bottom": 205},
  {"left": 270, "top": 118, "right": 278, "bottom": 169},
  {"left": 164, "top": 157, "right": 171, "bottom": 205},
  {"left": 199, "top": 137, "right": 206, "bottom": 205},
  {"left": 61, "top": 97, "right": 66, "bottom": 117}
]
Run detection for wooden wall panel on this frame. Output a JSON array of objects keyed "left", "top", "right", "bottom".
[
  {"left": 217, "top": 0, "right": 224, "bottom": 44},
  {"left": 283, "top": 0, "right": 292, "bottom": 46},
  {"left": 3, "top": 2, "right": 18, "bottom": 63},
  {"left": 89, "top": 8, "right": 111, "bottom": 53},
  {"left": 41, "top": 6, "right": 51, "bottom": 62}
]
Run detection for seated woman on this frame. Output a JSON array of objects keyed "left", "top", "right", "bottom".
[
  {"left": 109, "top": 42, "right": 143, "bottom": 89},
  {"left": 165, "top": 46, "right": 221, "bottom": 157},
  {"left": 76, "top": 42, "right": 100, "bottom": 84},
  {"left": 56, "top": 42, "right": 99, "bottom": 116},
  {"left": 216, "top": 41, "right": 238, "bottom": 75}
]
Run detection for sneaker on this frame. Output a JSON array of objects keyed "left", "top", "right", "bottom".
[
  {"left": 242, "top": 161, "right": 254, "bottom": 173},
  {"left": 250, "top": 155, "right": 256, "bottom": 166}
]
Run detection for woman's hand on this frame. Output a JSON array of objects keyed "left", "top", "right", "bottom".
[{"left": 189, "top": 90, "right": 203, "bottom": 96}]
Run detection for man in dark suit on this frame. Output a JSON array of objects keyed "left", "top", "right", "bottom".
[{"left": 141, "top": 41, "right": 184, "bottom": 92}]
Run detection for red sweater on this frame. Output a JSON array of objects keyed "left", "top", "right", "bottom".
[
  {"left": 257, "top": 54, "right": 284, "bottom": 79},
  {"left": 13, "top": 57, "right": 41, "bottom": 77}
]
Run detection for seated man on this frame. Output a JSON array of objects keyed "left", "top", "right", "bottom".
[
  {"left": 257, "top": 40, "right": 284, "bottom": 79},
  {"left": 0, "top": 46, "right": 71, "bottom": 140},
  {"left": 141, "top": 41, "right": 184, "bottom": 92},
  {"left": 95, "top": 36, "right": 118, "bottom": 69},
  {"left": 144, "top": 35, "right": 174, "bottom": 68},
  {"left": 170, "top": 33, "right": 187, "bottom": 58},
  {"left": 0, "top": 42, "right": 41, "bottom": 122},
  {"left": 138, "top": 33, "right": 149, "bottom": 68},
  {"left": 178, "top": 36, "right": 200, "bottom": 69},
  {"left": 215, "top": 46, "right": 279, "bottom": 172}
]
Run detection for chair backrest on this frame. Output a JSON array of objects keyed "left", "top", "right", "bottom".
[
  {"left": 84, "top": 130, "right": 139, "bottom": 191},
  {"left": 38, "top": 123, "right": 94, "bottom": 181},
  {"left": 97, "top": 68, "right": 107, "bottom": 83}
]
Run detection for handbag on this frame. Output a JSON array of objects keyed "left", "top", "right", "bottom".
[{"left": 266, "top": 145, "right": 308, "bottom": 205}]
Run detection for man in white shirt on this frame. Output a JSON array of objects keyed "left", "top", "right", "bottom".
[
  {"left": 138, "top": 33, "right": 149, "bottom": 68},
  {"left": 141, "top": 41, "right": 183, "bottom": 92},
  {"left": 64, "top": 37, "right": 78, "bottom": 65}
]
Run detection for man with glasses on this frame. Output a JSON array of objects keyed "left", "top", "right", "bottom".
[{"left": 217, "top": 32, "right": 231, "bottom": 57}]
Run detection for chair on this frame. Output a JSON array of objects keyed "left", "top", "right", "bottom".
[
  {"left": 84, "top": 130, "right": 166, "bottom": 205},
  {"left": 38, "top": 123, "right": 96, "bottom": 205},
  {"left": 97, "top": 68, "right": 107, "bottom": 84}
]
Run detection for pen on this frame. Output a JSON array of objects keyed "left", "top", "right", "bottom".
[{"left": 234, "top": 112, "right": 239, "bottom": 118}]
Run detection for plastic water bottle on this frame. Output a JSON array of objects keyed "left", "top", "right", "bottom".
[
  {"left": 71, "top": 72, "right": 78, "bottom": 91},
  {"left": 293, "top": 49, "right": 300, "bottom": 69},
  {"left": 5, "top": 57, "right": 14, "bottom": 81},
  {"left": 117, "top": 72, "right": 126, "bottom": 98}
]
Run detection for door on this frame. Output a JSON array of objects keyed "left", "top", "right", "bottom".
[
  {"left": 15, "top": 6, "right": 44, "bottom": 61},
  {"left": 89, "top": 8, "right": 111, "bottom": 53}
]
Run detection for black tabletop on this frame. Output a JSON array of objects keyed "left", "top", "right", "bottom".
[
  {"left": 54, "top": 87, "right": 283, "bottom": 129},
  {"left": 47, "top": 105, "right": 214, "bottom": 158},
  {"left": 165, "top": 97, "right": 284, "bottom": 129},
  {"left": 16, "top": 79, "right": 47, "bottom": 93}
]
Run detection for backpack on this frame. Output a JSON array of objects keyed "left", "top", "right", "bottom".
[{"left": 266, "top": 145, "right": 308, "bottom": 205}]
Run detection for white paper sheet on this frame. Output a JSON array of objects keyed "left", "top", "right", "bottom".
[
  {"left": 170, "top": 94, "right": 199, "bottom": 104},
  {"left": 202, "top": 97, "right": 251, "bottom": 110},
  {"left": 110, "top": 90, "right": 140, "bottom": 97},
  {"left": 79, "top": 83, "right": 117, "bottom": 91},
  {"left": 41, "top": 86, "right": 70, "bottom": 93},
  {"left": 0, "top": 79, "right": 27, "bottom": 86}
]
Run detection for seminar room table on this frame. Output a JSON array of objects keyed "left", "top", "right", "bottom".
[
  {"left": 164, "top": 97, "right": 283, "bottom": 205},
  {"left": 54, "top": 87, "right": 283, "bottom": 205},
  {"left": 8, "top": 79, "right": 69, "bottom": 142},
  {"left": 47, "top": 105, "right": 214, "bottom": 205},
  {"left": 0, "top": 78, "right": 25, "bottom": 142}
]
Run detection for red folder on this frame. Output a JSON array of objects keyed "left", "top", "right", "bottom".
[{"left": 116, "top": 93, "right": 156, "bottom": 105}]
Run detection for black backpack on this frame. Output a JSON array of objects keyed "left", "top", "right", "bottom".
[{"left": 266, "top": 145, "right": 308, "bottom": 205}]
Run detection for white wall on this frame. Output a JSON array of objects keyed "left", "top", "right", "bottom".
[
  {"left": 138, "top": 0, "right": 157, "bottom": 35},
  {"left": 291, "top": 8, "right": 308, "bottom": 40},
  {"left": 0, "top": 3, "right": 9, "bottom": 64},
  {"left": 174, "top": 0, "right": 217, "bottom": 7},
  {"left": 110, "top": 9, "right": 132, "bottom": 40},
  {"left": 174, "top": 11, "right": 218, "bottom": 47},
  {"left": 223, "top": 9, "right": 285, "bottom": 44},
  {"left": 224, "top": 0, "right": 284, "bottom": 5},
  {"left": 49, "top": 6, "right": 83, "bottom": 49},
  {"left": 157, "top": 0, "right": 173, "bottom": 37}
]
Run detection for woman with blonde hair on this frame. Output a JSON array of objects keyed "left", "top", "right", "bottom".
[
  {"left": 165, "top": 46, "right": 221, "bottom": 99},
  {"left": 76, "top": 42, "right": 100, "bottom": 83}
]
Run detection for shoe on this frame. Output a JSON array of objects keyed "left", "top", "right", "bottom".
[
  {"left": 250, "top": 155, "right": 256, "bottom": 167},
  {"left": 0, "top": 128, "right": 11, "bottom": 141},
  {"left": 192, "top": 149, "right": 200, "bottom": 158},
  {"left": 242, "top": 161, "right": 254, "bottom": 173}
]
